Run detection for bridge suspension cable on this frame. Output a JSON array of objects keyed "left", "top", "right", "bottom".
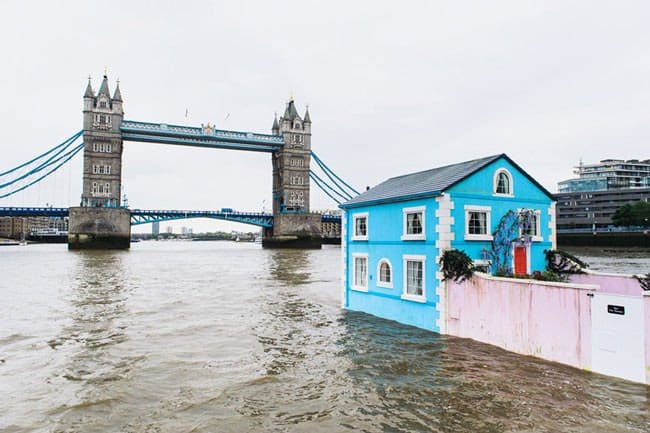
[
  {"left": 309, "top": 172, "right": 342, "bottom": 205},
  {"left": 309, "top": 151, "right": 360, "bottom": 205},
  {"left": 0, "top": 130, "right": 82, "bottom": 177},
  {"left": 0, "top": 131, "right": 85, "bottom": 199},
  {"left": 311, "top": 151, "right": 360, "bottom": 197}
]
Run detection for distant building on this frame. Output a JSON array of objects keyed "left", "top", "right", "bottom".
[
  {"left": 340, "top": 154, "right": 555, "bottom": 332},
  {"left": 558, "top": 159, "right": 650, "bottom": 193},
  {"left": 152, "top": 221, "right": 160, "bottom": 236},
  {"left": 555, "top": 159, "right": 650, "bottom": 231},
  {"left": 0, "top": 217, "right": 27, "bottom": 239},
  {"left": 166, "top": 225, "right": 173, "bottom": 234}
]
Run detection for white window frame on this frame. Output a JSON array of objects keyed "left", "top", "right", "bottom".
[
  {"left": 376, "top": 258, "right": 393, "bottom": 288},
  {"left": 401, "top": 206, "right": 426, "bottom": 241},
  {"left": 519, "top": 209, "right": 542, "bottom": 242},
  {"left": 402, "top": 255, "right": 426, "bottom": 302},
  {"left": 493, "top": 168, "right": 514, "bottom": 197},
  {"left": 351, "top": 253, "right": 369, "bottom": 292},
  {"left": 352, "top": 212, "right": 368, "bottom": 241},
  {"left": 464, "top": 205, "right": 493, "bottom": 241}
]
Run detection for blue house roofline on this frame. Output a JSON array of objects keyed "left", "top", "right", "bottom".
[
  {"left": 340, "top": 153, "right": 555, "bottom": 209},
  {"left": 339, "top": 190, "right": 442, "bottom": 209}
]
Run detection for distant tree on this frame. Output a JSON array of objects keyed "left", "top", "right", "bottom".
[
  {"left": 612, "top": 203, "right": 636, "bottom": 227},
  {"left": 631, "top": 201, "right": 650, "bottom": 227}
]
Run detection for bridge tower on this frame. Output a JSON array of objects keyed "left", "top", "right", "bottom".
[
  {"left": 264, "top": 99, "right": 322, "bottom": 248},
  {"left": 68, "top": 75, "right": 130, "bottom": 249}
]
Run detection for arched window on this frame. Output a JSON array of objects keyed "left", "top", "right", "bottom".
[
  {"left": 377, "top": 259, "right": 393, "bottom": 288},
  {"left": 494, "top": 169, "right": 513, "bottom": 195}
]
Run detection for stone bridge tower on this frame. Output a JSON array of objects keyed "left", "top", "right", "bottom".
[
  {"left": 68, "top": 75, "right": 130, "bottom": 249},
  {"left": 264, "top": 99, "right": 322, "bottom": 248}
]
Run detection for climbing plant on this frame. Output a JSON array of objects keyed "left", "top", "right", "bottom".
[
  {"left": 634, "top": 273, "right": 650, "bottom": 291},
  {"left": 439, "top": 249, "right": 474, "bottom": 282},
  {"left": 544, "top": 249, "right": 588, "bottom": 275},
  {"left": 482, "top": 209, "right": 536, "bottom": 276}
]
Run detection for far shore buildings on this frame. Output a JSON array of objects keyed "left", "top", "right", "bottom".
[
  {"left": 555, "top": 159, "right": 650, "bottom": 231},
  {"left": 339, "top": 154, "right": 555, "bottom": 331}
]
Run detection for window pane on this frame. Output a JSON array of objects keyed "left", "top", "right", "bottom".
[
  {"left": 469, "top": 212, "right": 487, "bottom": 234},
  {"left": 407, "top": 212, "right": 422, "bottom": 234},
  {"left": 497, "top": 172, "right": 510, "bottom": 194},
  {"left": 354, "top": 257, "right": 367, "bottom": 287},
  {"left": 380, "top": 262, "right": 391, "bottom": 283},
  {"left": 355, "top": 217, "right": 367, "bottom": 236},
  {"left": 406, "top": 260, "right": 423, "bottom": 296}
]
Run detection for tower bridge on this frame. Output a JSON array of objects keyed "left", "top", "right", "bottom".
[
  {"left": 0, "top": 73, "right": 353, "bottom": 248},
  {"left": 71, "top": 74, "right": 336, "bottom": 249}
]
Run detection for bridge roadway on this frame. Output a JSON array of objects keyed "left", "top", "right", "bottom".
[
  {"left": 0, "top": 207, "right": 341, "bottom": 228},
  {"left": 120, "top": 120, "right": 285, "bottom": 152}
]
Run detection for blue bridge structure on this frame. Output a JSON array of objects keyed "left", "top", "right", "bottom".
[
  {"left": 0, "top": 73, "right": 356, "bottom": 249},
  {"left": 0, "top": 207, "right": 341, "bottom": 230}
]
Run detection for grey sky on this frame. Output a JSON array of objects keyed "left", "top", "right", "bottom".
[{"left": 1, "top": 1, "right": 648, "bottom": 231}]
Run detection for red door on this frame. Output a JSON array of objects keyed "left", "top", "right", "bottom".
[{"left": 514, "top": 246, "right": 527, "bottom": 275}]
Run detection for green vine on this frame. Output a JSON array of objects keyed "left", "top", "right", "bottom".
[
  {"left": 439, "top": 249, "right": 474, "bottom": 282},
  {"left": 634, "top": 273, "right": 650, "bottom": 291},
  {"left": 544, "top": 250, "right": 588, "bottom": 274}
]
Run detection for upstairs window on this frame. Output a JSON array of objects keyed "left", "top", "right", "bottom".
[
  {"left": 519, "top": 209, "right": 542, "bottom": 241},
  {"left": 401, "top": 206, "right": 425, "bottom": 240},
  {"left": 494, "top": 169, "right": 513, "bottom": 196},
  {"left": 352, "top": 213, "right": 368, "bottom": 241},
  {"left": 464, "top": 205, "right": 493, "bottom": 241}
]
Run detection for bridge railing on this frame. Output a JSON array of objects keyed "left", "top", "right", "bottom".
[{"left": 120, "top": 120, "right": 284, "bottom": 145}]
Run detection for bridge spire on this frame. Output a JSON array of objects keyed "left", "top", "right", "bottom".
[
  {"left": 97, "top": 74, "right": 111, "bottom": 97},
  {"left": 272, "top": 112, "right": 279, "bottom": 133},
  {"left": 84, "top": 76, "right": 94, "bottom": 98},
  {"left": 304, "top": 105, "right": 311, "bottom": 124},
  {"left": 112, "top": 80, "right": 122, "bottom": 101}
]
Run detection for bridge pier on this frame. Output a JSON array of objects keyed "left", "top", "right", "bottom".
[
  {"left": 68, "top": 207, "right": 131, "bottom": 250},
  {"left": 262, "top": 212, "right": 322, "bottom": 249}
]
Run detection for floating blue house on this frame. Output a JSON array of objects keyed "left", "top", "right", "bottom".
[{"left": 340, "top": 154, "right": 556, "bottom": 332}]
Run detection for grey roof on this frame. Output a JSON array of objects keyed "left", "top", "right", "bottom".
[
  {"left": 97, "top": 75, "right": 111, "bottom": 97},
  {"left": 84, "top": 79, "right": 94, "bottom": 98},
  {"left": 112, "top": 82, "right": 122, "bottom": 101},
  {"left": 272, "top": 113, "right": 279, "bottom": 130},
  {"left": 303, "top": 106, "right": 311, "bottom": 123},
  {"left": 283, "top": 99, "right": 300, "bottom": 121},
  {"left": 341, "top": 154, "right": 504, "bottom": 208}
]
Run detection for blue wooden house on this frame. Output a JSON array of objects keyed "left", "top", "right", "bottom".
[{"left": 339, "top": 154, "right": 556, "bottom": 332}]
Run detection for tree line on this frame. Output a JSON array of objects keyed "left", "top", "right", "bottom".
[{"left": 612, "top": 201, "right": 650, "bottom": 227}]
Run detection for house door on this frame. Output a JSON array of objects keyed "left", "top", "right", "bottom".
[
  {"left": 591, "top": 293, "right": 645, "bottom": 383},
  {"left": 514, "top": 246, "right": 527, "bottom": 275}
]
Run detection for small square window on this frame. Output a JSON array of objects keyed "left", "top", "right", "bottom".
[
  {"left": 401, "top": 206, "right": 426, "bottom": 241},
  {"left": 464, "top": 205, "right": 493, "bottom": 241},
  {"left": 352, "top": 213, "right": 368, "bottom": 241}
]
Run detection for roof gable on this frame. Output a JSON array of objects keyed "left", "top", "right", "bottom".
[{"left": 340, "top": 154, "right": 554, "bottom": 208}]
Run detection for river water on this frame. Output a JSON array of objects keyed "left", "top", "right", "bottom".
[{"left": 0, "top": 242, "right": 648, "bottom": 433}]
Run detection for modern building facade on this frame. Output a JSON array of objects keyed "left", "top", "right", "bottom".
[
  {"left": 555, "top": 159, "right": 650, "bottom": 231},
  {"left": 340, "top": 154, "right": 555, "bottom": 332},
  {"left": 558, "top": 159, "right": 650, "bottom": 193}
]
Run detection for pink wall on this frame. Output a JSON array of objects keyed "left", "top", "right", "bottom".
[
  {"left": 446, "top": 275, "right": 597, "bottom": 370},
  {"left": 569, "top": 272, "right": 643, "bottom": 296},
  {"left": 646, "top": 295, "right": 650, "bottom": 384}
]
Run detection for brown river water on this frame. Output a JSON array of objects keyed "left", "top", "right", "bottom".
[{"left": 0, "top": 242, "right": 648, "bottom": 432}]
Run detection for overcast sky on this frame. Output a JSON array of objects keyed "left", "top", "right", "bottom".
[{"left": 1, "top": 1, "right": 648, "bottom": 232}]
